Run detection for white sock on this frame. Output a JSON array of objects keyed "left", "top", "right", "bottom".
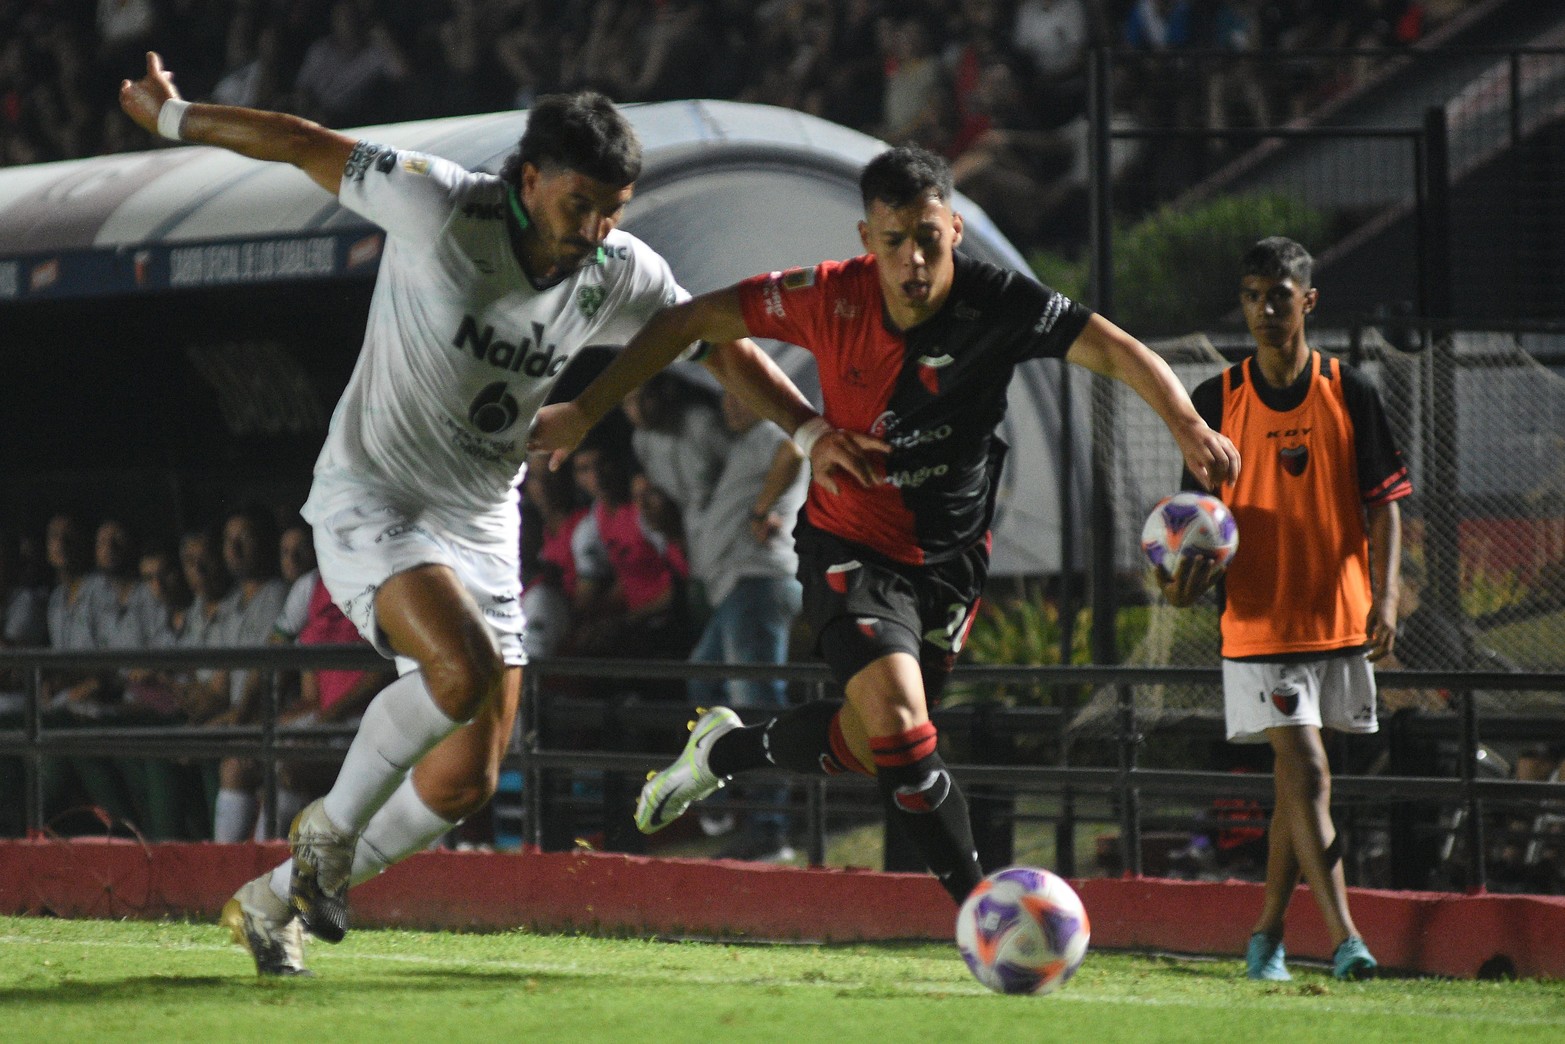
[
  {"left": 267, "top": 775, "right": 457, "bottom": 902},
  {"left": 321, "top": 671, "right": 463, "bottom": 834},
  {"left": 214, "top": 789, "right": 258, "bottom": 843},
  {"left": 350, "top": 774, "right": 459, "bottom": 886}
]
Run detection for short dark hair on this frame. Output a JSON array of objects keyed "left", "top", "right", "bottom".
[
  {"left": 1241, "top": 236, "right": 1314, "bottom": 286},
  {"left": 860, "top": 145, "right": 954, "bottom": 211},
  {"left": 503, "top": 91, "right": 642, "bottom": 189}
]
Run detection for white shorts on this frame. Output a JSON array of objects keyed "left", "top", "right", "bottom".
[
  {"left": 1222, "top": 653, "right": 1378, "bottom": 743},
  {"left": 309, "top": 494, "right": 525, "bottom": 676}
]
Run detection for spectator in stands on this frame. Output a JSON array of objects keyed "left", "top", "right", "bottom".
[
  {"left": 42, "top": 512, "right": 115, "bottom": 714},
  {"left": 878, "top": 14, "right": 953, "bottom": 150},
  {"left": 212, "top": 20, "right": 287, "bottom": 111},
  {"left": 210, "top": 505, "right": 291, "bottom": 842},
  {"left": 0, "top": 527, "right": 46, "bottom": 836},
  {"left": 292, "top": 1, "right": 408, "bottom": 128},
  {"left": 41, "top": 510, "right": 140, "bottom": 826},
  {"left": 569, "top": 441, "right": 691, "bottom": 659},
  {"left": 1198, "top": 0, "right": 1274, "bottom": 150},
  {"left": 170, "top": 524, "right": 235, "bottom": 721},
  {"left": 0, "top": 526, "right": 48, "bottom": 675},
  {"left": 1012, "top": 0, "right": 1094, "bottom": 130},
  {"left": 949, "top": 57, "right": 1076, "bottom": 251},
  {"left": 686, "top": 390, "right": 807, "bottom": 861},
  {"left": 815, "top": 0, "right": 885, "bottom": 132},
  {"left": 622, "top": 371, "right": 730, "bottom": 595}
]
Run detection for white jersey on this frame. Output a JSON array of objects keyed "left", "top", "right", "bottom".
[{"left": 303, "top": 141, "right": 687, "bottom": 546}]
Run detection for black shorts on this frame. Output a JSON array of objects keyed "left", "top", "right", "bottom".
[{"left": 795, "top": 518, "right": 989, "bottom": 701}]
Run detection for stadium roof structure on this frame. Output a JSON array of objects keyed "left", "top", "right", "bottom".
[{"left": 0, "top": 100, "right": 1084, "bottom": 574}]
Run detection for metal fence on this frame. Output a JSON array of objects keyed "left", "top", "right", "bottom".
[{"left": 4, "top": 646, "right": 1564, "bottom": 893}]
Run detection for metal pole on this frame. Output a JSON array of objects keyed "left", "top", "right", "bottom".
[
  {"left": 26, "top": 666, "right": 43, "bottom": 836},
  {"left": 258, "top": 669, "right": 278, "bottom": 839},
  {"left": 1458, "top": 688, "right": 1486, "bottom": 892},
  {"left": 805, "top": 680, "right": 829, "bottom": 868},
  {"left": 523, "top": 666, "right": 544, "bottom": 850},
  {"left": 1089, "top": 46, "right": 1137, "bottom": 875},
  {"left": 1087, "top": 46, "right": 1120, "bottom": 670}
]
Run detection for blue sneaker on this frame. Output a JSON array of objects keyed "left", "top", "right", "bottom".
[
  {"left": 1246, "top": 932, "right": 1291, "bottom": 981},
  {"left": 1333, "top": 936, "right": 1378, "bottom": 981}
]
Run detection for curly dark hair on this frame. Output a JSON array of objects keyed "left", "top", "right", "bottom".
[{"left": 500, "top": 91, "right": 642, "bottom": 190}]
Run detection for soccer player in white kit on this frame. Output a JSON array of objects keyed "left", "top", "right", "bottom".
[{"left": 119, "top": 52, "right": 880, "bottom": 977}]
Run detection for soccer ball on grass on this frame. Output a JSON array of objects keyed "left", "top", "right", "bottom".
[{"left": 955, "top": 866, "right": 1090, "bottom": 995}]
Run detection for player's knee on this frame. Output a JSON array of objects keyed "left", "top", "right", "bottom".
[
  {"left": 433, "top": 766, "right": 497, "bottom": 821},
  {"left": 424, "top": 643, "right": 505, "bottom": 722},
  {"left": 1284, "top": 753, "right": 1331, "bottom": 803}
]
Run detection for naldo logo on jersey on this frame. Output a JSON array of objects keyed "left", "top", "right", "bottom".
[{"left": 452, "top": 315, "right": 567, "bottom": 377}]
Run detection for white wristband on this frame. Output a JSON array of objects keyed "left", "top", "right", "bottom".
[
  {"left": 792, "top": 416, "right": 832, "bottom": 458},
  {"left": 156, "top": 99, "right": 191, "bottom": 141}
]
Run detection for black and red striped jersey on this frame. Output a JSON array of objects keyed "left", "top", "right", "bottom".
[{"left": 738, "top": 251, "right": 1092, "bottom": 565}]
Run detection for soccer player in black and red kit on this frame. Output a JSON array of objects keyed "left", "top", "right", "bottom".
[{"left": 531, "top": 146, "right": 1239, "bottom": 903}]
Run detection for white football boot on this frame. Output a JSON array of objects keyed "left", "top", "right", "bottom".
[
  {"left": 635, "top": 707, "right": 743, "bottom": 833},
  {"left": 288, "top": 798, "right": 356, "bottom": 944},
  {"left": 221, "top": 875, "right": 310, "bottom": 977}
]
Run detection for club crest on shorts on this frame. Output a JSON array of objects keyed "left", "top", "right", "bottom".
[
  {"left": 855, "top": 616, "right": 880, "bottom": 640},
  {"left": 1271, "top": 680, "right": 1302, "bottom": 716},
  {"left": 825, "top": 560, "right": 861, "bottom": 594}
]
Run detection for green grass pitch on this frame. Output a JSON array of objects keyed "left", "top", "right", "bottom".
[{"left": 2, "top": 916, "right": 1562, "bottom": 1042}]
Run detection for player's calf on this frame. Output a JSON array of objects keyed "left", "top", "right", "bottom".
[{"left": 870, "top": 722, "right": 982, "bottom": 903}]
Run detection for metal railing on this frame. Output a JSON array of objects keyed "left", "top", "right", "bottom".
[{"left": 3, "top": 647, "right": 1564, "bottom": 891}]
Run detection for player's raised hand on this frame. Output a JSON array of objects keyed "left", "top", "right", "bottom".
[
  {"left": 526, "top": 402, "right": 592, "bottom": 473},
  {"left": 809, "top": 428, "right": 889, "bottom": 495},
  {"left": 1178, "top": 421, "right": 1241, "bottom": 491},
  {"left": 119, "top": 51, "right": 179, "bottom": 134}
]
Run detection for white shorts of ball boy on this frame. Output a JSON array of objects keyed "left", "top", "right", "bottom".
[
  {"left": 1222, "top": 652, "right": 1378, "bottom": 743},
  {"left": 306, "top": 487, "right": 526, "bottom": 677}
]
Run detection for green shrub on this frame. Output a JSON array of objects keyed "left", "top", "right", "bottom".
[{"left": 1031, "top": 194, "right": 1332, "bottom": 336}]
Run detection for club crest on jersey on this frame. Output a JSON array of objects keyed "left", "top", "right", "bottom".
[
  {"left": 826, "top": 560, "right": 861, "bottom": 594},
  {"left": 577, "top": 285, "right": 605, "bottom": 318},
  {"left": 401, "top": 156, "right": 431, "bottom": 176},
  {"left": 781, "top": 268, "right": 816, "bottom": 290},
  {"left": 1279, "top": 444, "right": 1308, "bottom": 476},
  {"left": 870, "top": 410, "right": 897, "bottom": 438},
  {"left": 916, "top": 352, "right": 953, "bottom": 394}
]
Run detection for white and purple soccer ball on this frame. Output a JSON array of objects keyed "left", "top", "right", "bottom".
[
  {"left": 955, "top": 866, "right": 1091, "bottom": 996},
  {"left": 1140, "top": 491, "right": 1239, "bottom": 575}
]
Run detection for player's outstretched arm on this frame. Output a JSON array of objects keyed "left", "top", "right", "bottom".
[
  {"left": 528, "top": 288, "right": 748, "bottom": 470},
  {"left": 1066, "top": 314, "right": 1241, "bottom": 490},
  {"left": 119, "top": 51, "right": 355, "bottom": 196},
  {"left": 528, "top": 285, "right": 887, "bottom": 490}
]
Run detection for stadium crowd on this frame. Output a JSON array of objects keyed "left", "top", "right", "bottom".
[
  {"left": 0, "top": 377, "right": 807, "bottom": 858},
  {"left": 1, "top": 0, "right": 1459, "bottom": 251}
]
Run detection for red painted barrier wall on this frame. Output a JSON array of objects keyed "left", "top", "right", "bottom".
[{"left": 2, "top": 840, "right": 1561, "bottom": 979}]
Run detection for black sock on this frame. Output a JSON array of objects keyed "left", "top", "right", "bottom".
[
  {"left": 708, "top": 723, "right": 770, "bottom": 778},
  {"left": 871, "top": 723, "right": 983, "bottom": 904}
]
